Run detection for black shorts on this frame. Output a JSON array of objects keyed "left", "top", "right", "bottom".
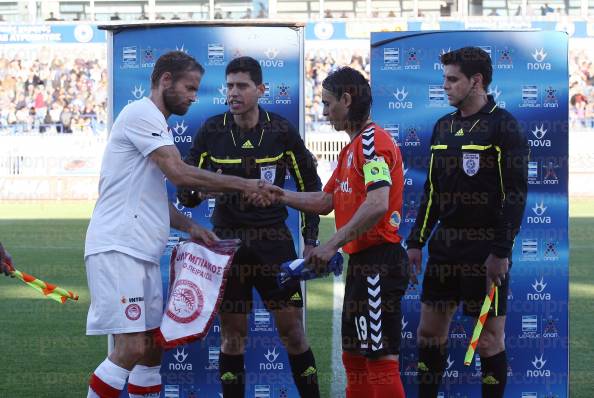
[
  {"left": 422, "top": 238, "right": 511, "bottom": 317},
  {"left": 342, "top": 242, "right": 408, "bottom": 358},
  {"left": 214, "top": 223, "right": 302, "bottom": 314}
]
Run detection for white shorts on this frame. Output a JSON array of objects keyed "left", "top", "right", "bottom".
[{"left": 85, "top": 251, "right": 163, "bottom": 335}]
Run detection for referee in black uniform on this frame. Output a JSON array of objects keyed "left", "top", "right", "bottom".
[
  {"left": 406, "top": 47, "right": 528, "bottom": 398},
  {"left": 177, "top": 56, "right": 321, "bottom": 398}
]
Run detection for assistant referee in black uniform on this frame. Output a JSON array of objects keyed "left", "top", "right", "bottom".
[
  {"left": 177, "top": 56, "right": 321, "bottom": 398},
  {"left": 406, "top": 47, "right": 529, "bottom": 398}
]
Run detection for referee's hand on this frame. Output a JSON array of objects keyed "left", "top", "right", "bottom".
[
  {"left": 407, "top": 248, "right": 422, "bottom": 285},
  {"left": 484, "top": 254, "right": 509, "bottom": 292}
]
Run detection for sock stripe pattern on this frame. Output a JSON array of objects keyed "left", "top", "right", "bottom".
[
  {"left": 89, "top": 374, "right": 122, "bottom": 398},
  {"left": 128, "top": 364, "right": 161, "bottom": 397},
  {"left": 367, "top": 273, "right": 383, "bottom": 351}
]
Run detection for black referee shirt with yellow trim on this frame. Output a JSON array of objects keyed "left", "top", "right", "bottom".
[
  {"left": 183, "top": 106, "right": 321, "bottom": 241},
  {"left": 406, "top": 95, "right": 529, "bottom": 260}
]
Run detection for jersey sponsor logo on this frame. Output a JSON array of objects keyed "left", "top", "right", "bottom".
[
  {"left": 242, "top": 139, "right": 254, "bottom": 149},
  {"left": 347, "top": 151, "right": 354, "bottom": 168},
  {"left": 125, "top": 303, "right": 141, "bottom": 321},
  {"left": 166, "top": 279, "right": 204, "bottom": 324},
  {"left": 389, "top": 211, "right": 401, "bottom": 228},
  {"left": 462, "top": 153, "right": 480, "bottom": 176},
  {"left": 336, "top": 178, "right": 352, "bottom": 194},
  {"left": 260, "top": 165, "right": 276, "bottom": 184}
]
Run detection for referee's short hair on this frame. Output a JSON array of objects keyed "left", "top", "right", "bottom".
[
  {"left": 151, "top": 51, "right": 204, "bottom": 88},
  {"left": 441, "top": 47, "right": 493, "bottom": 90},
  {"left": 226, "top": 56, "right": 263, "bottom": 85},
  {"left": 322, "top": 66, "right": 372, "bottom": 126}
]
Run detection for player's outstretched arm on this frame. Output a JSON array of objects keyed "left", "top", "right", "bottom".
[
  {"left": 278, "top": 189, "right": 333, "bottom": 215},
  {"left": 168, "top": 203, "right": 219, "bottom": 246},
  {"left": 150, "top": 145, "right": 279, "bottom": 205}
]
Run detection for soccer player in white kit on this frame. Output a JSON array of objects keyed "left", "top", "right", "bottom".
[{"left": 84, "top": 51, "right": 280, "bottom": 398}]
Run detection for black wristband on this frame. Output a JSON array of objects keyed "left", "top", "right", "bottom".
[{"left": 304, "top": 239, "right": 320, "bottom": 247}]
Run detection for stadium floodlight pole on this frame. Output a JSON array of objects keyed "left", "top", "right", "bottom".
[{"left": 148, "top": 0, "right": 156, "bottom": 20}]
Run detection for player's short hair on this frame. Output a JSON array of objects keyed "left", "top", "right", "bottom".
[
  {"left": 151, "top": 51, "right": 204, "bottom": 88},
  {"left": 441, "top": 47, "right": 493, "bottom": 90},
  {"left": 225, "top": 56, "right": 263, "bottom": 85},
  {"left": 322, "top": 66, "right": 372, "bottom": 125}
]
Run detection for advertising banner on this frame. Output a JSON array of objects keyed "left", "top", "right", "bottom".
[
  {"left": 109, "top": 23, "right": 304, "bottom": 398},
  {"left": 370, "top": 30, "right": 569, "bottom": 397}
]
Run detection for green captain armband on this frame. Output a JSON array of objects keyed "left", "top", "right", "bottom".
[{"left": 363, "top": 159, "right": 391, "bottom": 186}]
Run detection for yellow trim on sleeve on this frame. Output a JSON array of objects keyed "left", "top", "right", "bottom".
[{"left": 419, "top": 153, "right": 435, "bottom": 244}]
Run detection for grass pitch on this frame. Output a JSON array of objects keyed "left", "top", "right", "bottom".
[{"left": 0, "top": 200, "right": 592, "bottom": 397}]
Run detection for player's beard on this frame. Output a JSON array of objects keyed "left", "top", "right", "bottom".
[{"left": 163, "top": 86, "right": 190, "bottom": 116}]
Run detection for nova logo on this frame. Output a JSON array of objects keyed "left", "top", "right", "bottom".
[
  {"left": 213, "top": 83, "right": 228, "bottom": 105},
  {"left": 170, "top": 120, "right": 193, "bottom": 143},
  {"left": 488, "top": 85, "right": 502, "bottom": 101},
  {"left": 176, "top": 44, "right": 189, "bottom": 53},
  {"left": 173, "top": 198, "right": 192, "bottom": 218},
  {"left": 169, "top": 348, "right": 193, "bottom": 371},
  {"left": 527, "top": 201, "right": 551, "bottom": 224},
  {"left": 532, "top": 48, "right": 547, "bottom": 62},
  {"left": 389, "top": 88, "right": 413, "bottom": 110},
  {"left": 260, "top": 48, "right": 284, "bottom": 67},
  {"left": 528, "top": 124, "right": 551, "bottom": 147},
  {"left": 401, "top": 316, "right": 413, "bottom": 339},
  {"left": 528, "top": 48, "right": 551, "bottom": 71},
  {"left": 131, "top": 85, "right": 145, "bottom": 100},
  {"left": 527, "top": 277, "right": 551, "bottom": 301},
  {"left": 526, "top": 354, "right": 550, "bottom": 377},
  {"left": 403, "top": 166, "right": 413, "bottom": 186},
  {"left": 433, "top": 48, "right": 450, "bottom": 70},
  {"left": 260, "top": 347, "right": 284, "bottom": 370},
  {"left": 171, "top": 120, "right": 188, "bottom": 136},
  {"left": 444, "top": 355, "right": 458, "bottom": 378}
]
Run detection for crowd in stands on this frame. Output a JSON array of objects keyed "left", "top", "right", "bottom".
[
  {"left": 305, "top": 47, "right": 370, "bottom": 130},
  {"left": 569, "top": 48, "right": 594, "bottom": 129},
  {"left": 305, "top": 45, "right": 594, "bottom": 131},
  {"left": 1, "top": 42, "right": 593, "bottom": 136},
  {"left": 0, "top": 47, "right": 108, "bottom": 136}
]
